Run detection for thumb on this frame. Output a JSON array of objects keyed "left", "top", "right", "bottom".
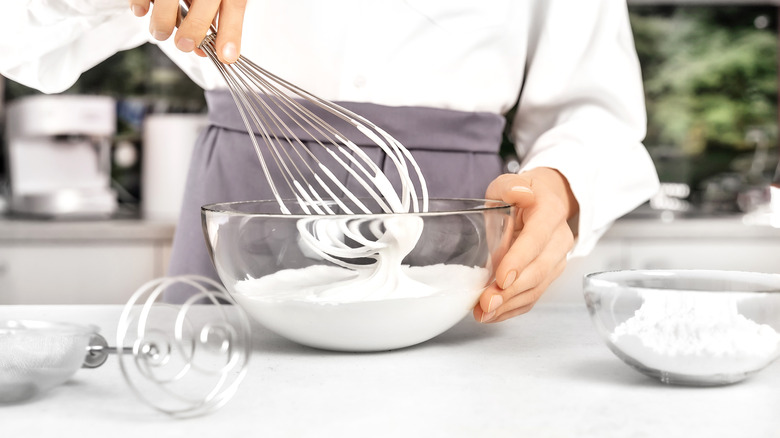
[{"left": 486, "top": 174, "right": 536, "bottom": 207}]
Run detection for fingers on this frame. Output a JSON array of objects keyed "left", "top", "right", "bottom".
[
  {"left": 493, "top": 257, "right": 567, "bottom": 323},
  {"left": 140, "top": 0, "right": 244, "bottom": 62},
  {"left": 214, "top": 0, "right": 247, "bottom": 63},
  {"left": 175, "top": 0, "right": 220, "bottom": 53},
  {"left": 148, "top": 0, "right": 179, "bottom": 42},
  {"left": 474, "top": 301, "right": 535, "bottom": 324},
  {"left": 486, "top": 173, "right": 536, "bottom": 207},
  {"left": 496, "top": 192, "right": 568, "bottom": 286},
  {"left": 475, "top": 169, "right": 579, "bottom": 324},
  {"left": 129, "top": 0, "right": 151, "bottom": 17},
  {"left": 476, "top": 252, "right": 568, "bottom": 323},
  {"left": 487, "top": 171, "right": 572, "bottom": 292},
  {"left": 475, "top": 180, "right": 573, "bottom": 323}
]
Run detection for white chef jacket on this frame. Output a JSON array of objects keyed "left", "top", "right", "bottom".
[{"left": 0, "top": 0, "right": 660, "bottom": 256}]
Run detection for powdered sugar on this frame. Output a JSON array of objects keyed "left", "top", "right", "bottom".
[{"left": 611, "top": 291, "right": 780, "bottom": 377}]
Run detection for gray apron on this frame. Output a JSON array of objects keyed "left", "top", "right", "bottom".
[{"left": 165, "top": 90, "right": 505, "bottom": 302}]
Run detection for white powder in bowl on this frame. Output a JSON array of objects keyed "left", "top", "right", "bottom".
[
  {"left": 611, "top": 291, "right": 780, "bottom": 377},
  {"left": 230, "top": 214, "right": 492, "bottom": 351},
  {"left": 232, "top": 263, "right": 490, "bottom": 351}
]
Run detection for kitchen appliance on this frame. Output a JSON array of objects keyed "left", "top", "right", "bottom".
[
  {"left": 4, "top": 95, "right": 117, "bottom": 218},
  {"left": 142, "top": 113, "right": 207, "bottom": 221}
]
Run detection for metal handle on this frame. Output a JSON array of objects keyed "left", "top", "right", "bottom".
[{"left": 83, "top": 333, "right": 134, "bottom": 369}]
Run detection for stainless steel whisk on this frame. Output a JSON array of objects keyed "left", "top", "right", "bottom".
[{"left": 177, "top": 2, "right": 428, "bottom": 215}]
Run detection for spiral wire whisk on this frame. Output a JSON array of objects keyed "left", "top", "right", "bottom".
[{"left": 116, "top": 276, "right": 251, "bottom": 417}]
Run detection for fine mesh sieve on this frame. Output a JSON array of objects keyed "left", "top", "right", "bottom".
[{"left": 0, "top": 320, "right": 98, "bottom": 403}]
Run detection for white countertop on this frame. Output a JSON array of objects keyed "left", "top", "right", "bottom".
[
  {"left": 606, "top": 215, "right": 780, "bottom": 239},
  {"left": 1, "top": 303, "right": 778, "bottom": 438},
  {"left": 0, "top": 217, "right": 176, "bottom": 241}
]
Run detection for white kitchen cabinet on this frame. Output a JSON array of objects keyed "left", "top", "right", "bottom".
[
  {"left": 0, "top": 242, "right": 168, "bottom": 304},
  {"left": 624, "top": 238, "right": 780, "bottom": 273},
  {"left": 0, "top": 219, "right": 176, "bottom": 304},
  {"left": 542, "top": 218, "right": 780, "bottom": 304}
]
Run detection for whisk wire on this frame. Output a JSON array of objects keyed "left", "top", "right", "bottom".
[
  {"left": 229, "top": 58, "right": 399, "bottom": 214},
  {"left": 244, "top": 54, "right": 429, "bottom": 213},
  {"left": 203, "top": 48, "right": 293, "bottom": 213},
  {"left": 240, "top": 55, "right": 430, "bottom": 212},
  {"left": 228, "top": 63, "right": 337, "bottom": 214},
  {"left": 203, "top": 41, "right": 361, "bottom": 214},
  {"left": 198, "top": 34, "right": 428, "bottom": 215},
  {"left": 234, "top": 57, "right": 404, "bottom": 215}
]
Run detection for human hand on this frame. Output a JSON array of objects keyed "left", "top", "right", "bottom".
[
  {"left": 473, "top": 168, "right": 578, "bottom": 323},
  {"left": 129, "top": 0, "right": 246, "bottom": 64}
]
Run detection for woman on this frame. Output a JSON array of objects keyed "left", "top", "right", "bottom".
[{"left": 1, "top": 0, "right": 659, "bottom": 322}]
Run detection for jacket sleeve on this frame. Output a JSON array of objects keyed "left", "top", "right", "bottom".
[
  {"left": 0, "top": 0, "right": 216, "bottom": 93},
  {"left": 1, "top": 0, "right": 150, "bottom": 93},
  {"left": 511, "top": 0, "right": 659, "bottom": 257}
]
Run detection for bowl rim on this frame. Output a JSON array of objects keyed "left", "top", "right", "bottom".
[
  {"left": 201, "top": 197, "right": 513, "bottom": 218},
  {"left": 584, "top": 269, "right": 780, "bottom": 294}
]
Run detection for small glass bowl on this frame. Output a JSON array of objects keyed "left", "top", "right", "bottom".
[
  {"left": 0, "top": 320, "right": 98, "bottom": 403},
  {"left": 584, "top": 270, "right": 780, "bottom": 386},
  {"left": 202, "top": 198, "right": 514, "bottom": 352}
]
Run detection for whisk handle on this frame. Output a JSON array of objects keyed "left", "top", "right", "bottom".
[{"left": 83, "top": 334, "right": 134, "bottom": 369}]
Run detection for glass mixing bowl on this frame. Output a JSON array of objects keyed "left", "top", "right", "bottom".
[
  {"left": 584, "top": 270, "right": 780, "bottom": 386},
  {"left": 0, "top": 320, "right": 98, "bottom": 403},
  {"left": 202, "top": 198, "right": 514, "bottom": 352}
]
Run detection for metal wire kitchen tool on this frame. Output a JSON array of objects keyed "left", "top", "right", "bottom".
[
  {"left": 171, "top": 1, "right": 428, "bottom": 215},
  {"left": 199, "top": 34, "right": 428, "bottom": 215},
  {"left": 0, "top": 276, "right": 251, "bottom": 417},
  {"left": 116, "top": 275, "right": 251, "bottom": 417}
]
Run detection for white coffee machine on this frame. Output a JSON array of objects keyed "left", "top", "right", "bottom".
[{"left": 4, "top": 95, "right": 118, "bottom": 218}]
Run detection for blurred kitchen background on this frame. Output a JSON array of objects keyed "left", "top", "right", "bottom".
[{"left": 1, "top": 1, "right": 780, "bottom": 304}]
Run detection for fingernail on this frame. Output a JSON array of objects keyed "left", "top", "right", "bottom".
[
  {"left": 487, "top": 295, "right": 503, "bottom": 313},
  {"left": 151, "top": 29, "right": 169, "bottom": 41},
  {"left": 511, "top": 186, "right": 533, "bottom": 194},
  {"left": 222, "top": 42, "right": 238, "bottom": 63},
  {"left": 480, "top": 310, "right": 496, "bottom": 323},
  {"left": 131, "top": 4, "right": 146, "bottom": 17},
  {"left": 176, "top": 38, "right": 196, "bottom": 52},
  {"left": 502, "top": 270, "right": 517, "bottom": 290}
]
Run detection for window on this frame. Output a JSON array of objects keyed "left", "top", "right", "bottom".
[{"left": 629, "top": 4, "right": 779, "bottom": 212}]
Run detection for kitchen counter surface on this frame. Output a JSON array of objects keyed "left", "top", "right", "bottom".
[
  {"left": 0, "top": 216, "right": 176, "bottom": 241},
  {"left": 1, "top": 303, "right": 778, "bottom": 438},
  {"left": 607, "top": 214, "right": 780, "bottom": 239}
]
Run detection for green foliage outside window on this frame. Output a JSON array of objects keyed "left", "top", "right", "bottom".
[{"left": 630, "top": 6, "right": 778, "bottom": 190}]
